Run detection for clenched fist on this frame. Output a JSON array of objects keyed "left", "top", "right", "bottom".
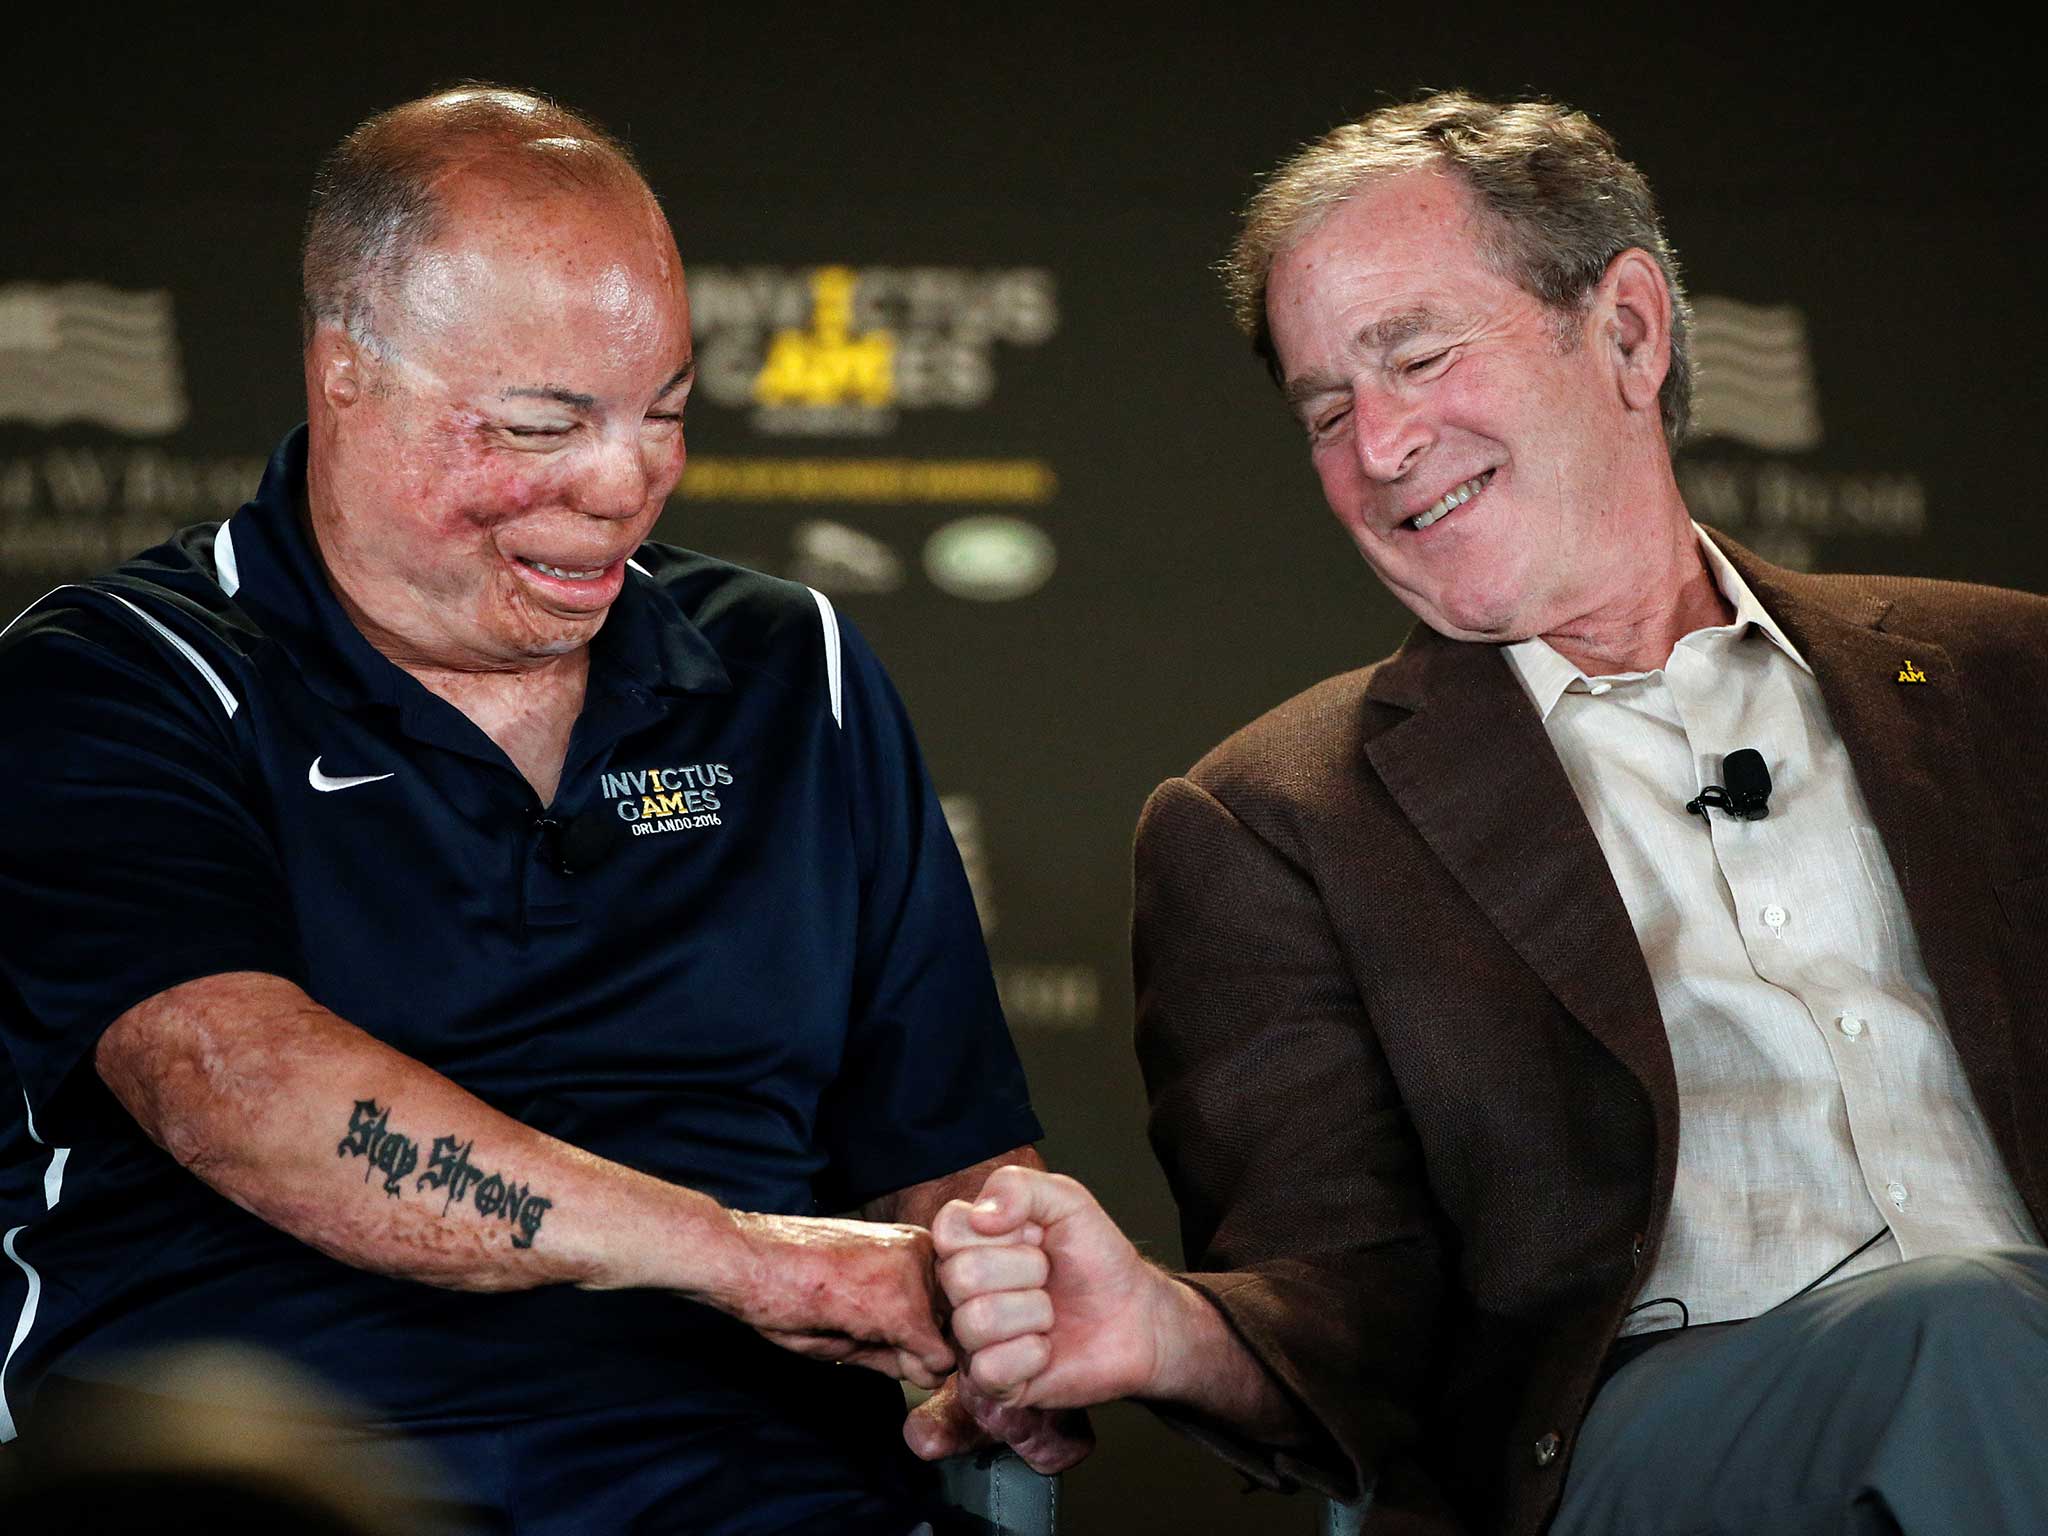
[
  {"left": 929, "top": 1166, "right": 1191, "bottom": 1409},
  {"left": 719, "top": 1212, "right": 955, "bottom": 1387}
]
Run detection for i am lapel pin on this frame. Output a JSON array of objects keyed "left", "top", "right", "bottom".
[{"left": 1896, "top": 659, "right": 1929, "bottom": 684}]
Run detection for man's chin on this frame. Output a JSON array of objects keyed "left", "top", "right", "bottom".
[
  {"left": 479, "top": 612, "right": 609, "bottom": 666},
  {"left": 1405, "top": 598, "right": 1529, "bottom": 647},
  {"left": 523, "top": 625, "right": 603, "bottom": 659}
]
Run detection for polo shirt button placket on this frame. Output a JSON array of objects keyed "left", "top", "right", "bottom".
[{"left": 1534, "top": 1431, "right": 1562, "bottom": 1467}]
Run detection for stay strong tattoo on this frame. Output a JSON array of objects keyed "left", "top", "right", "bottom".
[{"left": 337, "top": 1099, "right": 554, "bottom": 1250}]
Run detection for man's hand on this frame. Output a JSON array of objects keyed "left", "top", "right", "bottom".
[
  {"left": 903, "top": 1372, "right": 1096, "bottom": 1473},
  {"left": 721, "top": 1212, "right": 956, "bottom": 1387},
  {"left": 930, "top": 1165, "right": 1191, "bottom": 1409}
]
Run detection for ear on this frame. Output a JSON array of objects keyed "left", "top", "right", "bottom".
[
  {"left": 308, "top": 323, "right": 368, "bottom": 411},
  {"left": 1596, "top": 248, "right": 1672, "bottom": 418}
]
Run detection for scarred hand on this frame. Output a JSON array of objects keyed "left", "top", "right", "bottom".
[
  {"left": 720, "top": 1211, "right": 956, "bottom": 1388},
  {"left": 903, "top": 1368, "right": 1095, "bottom": 1473},
  {"left": 929, "top": 1165, "right": 1186, "bottom": 1410}
]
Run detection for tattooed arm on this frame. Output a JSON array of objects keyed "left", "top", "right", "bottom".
[{"left": 95, "top": 970, "right": 956, "bottom": 1384}]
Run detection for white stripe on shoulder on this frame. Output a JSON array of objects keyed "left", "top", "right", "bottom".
[
  {"left": 3, "top": 584, "right": 240, "bottom": 719},
  {"left": 808, "top": 587, "right": 844, "bottom": 729},
  {"left": 0, "top": 585, "right": 75, "bottom": 644},
  {"left": 103, "top": 592, "right": 239, "bottom": 718},
  {"left": 214, "top": 519, "right": 242, "bottom": 596}
]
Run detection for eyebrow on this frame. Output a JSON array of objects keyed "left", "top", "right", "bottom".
[
  {"left": 498, "top": 356, "right": 696, "bottom": 413},
  {"left": 654, "top": 358, "right": 696, "bottom": 398},
  {"left": 1281, "top": 306, "right": 1449, "bottom": 411},
  {"left": 1356, "top": 305, "right": 1444, "bottom": 355},
  {"left": 502, "top": 384, "right": 597, "bottom": 411}
]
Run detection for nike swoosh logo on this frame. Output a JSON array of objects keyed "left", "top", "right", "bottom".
[{"left": 308, "top": 756, "right": 395, "bottom": 793}]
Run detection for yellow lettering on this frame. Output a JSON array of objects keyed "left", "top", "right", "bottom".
[{"left": 752, "top": 267, "right": 896, "bottom": 408}]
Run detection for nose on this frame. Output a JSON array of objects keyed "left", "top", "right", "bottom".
[
  {"left": 1352, "top": 381, "right": 1433, "bottom": 483},
  {"left": 576, "top": 428, "right": 655, "bottom": 521}
]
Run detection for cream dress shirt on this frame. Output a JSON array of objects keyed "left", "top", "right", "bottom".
[{"left": 1503, "top": 528, "right": 2040, "bottom": 1334}]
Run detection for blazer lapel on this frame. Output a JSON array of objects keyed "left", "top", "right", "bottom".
[
  {"left": 1722, "top": 540, "right": 2021, "bottom": 1166},
  {"left": 1363, "top": 627, "right": 1678, "bottom": 1132}
]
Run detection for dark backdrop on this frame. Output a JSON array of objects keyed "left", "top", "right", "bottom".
[{"left": 4, "top": 11, "right": 2042, "bottom": 1532}]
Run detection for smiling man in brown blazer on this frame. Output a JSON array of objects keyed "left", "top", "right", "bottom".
[{"left": 909, "top": 93, "right": 2048, "bottom": 1535}]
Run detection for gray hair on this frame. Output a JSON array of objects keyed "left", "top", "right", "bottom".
[
  {"left": 301, "top": 84, "right": 649, "bottom": 349},
  {"left": 1224, "top": 91, "right": 1694, "bottom": 444}
]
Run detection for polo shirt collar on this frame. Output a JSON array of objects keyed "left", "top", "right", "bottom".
[
  {"left": 215, "top": 426, "right": 730, "bottom": 709},
  {"left": 1503, "top": 521, "right": 1812, "bottom": 721}
]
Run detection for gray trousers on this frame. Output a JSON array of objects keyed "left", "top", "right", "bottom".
[{"left": 1550, "top": 1246, "right": 2048, "bottom": 1536}]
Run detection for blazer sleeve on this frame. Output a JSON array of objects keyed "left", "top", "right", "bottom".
[{"left": 1133, "top": 773, "right": 1450, "bottom": 1506}]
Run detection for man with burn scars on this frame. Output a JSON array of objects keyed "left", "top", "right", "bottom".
[
  {"left": 0, "top": 87, "right": 1085, "bottom": 1534},
  {"left": 921, "top": 93, "right": 2048, "bottom": 1536}
]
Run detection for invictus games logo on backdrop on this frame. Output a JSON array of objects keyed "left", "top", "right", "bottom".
[
  {"left": 671, "top": 264, "right": 1064, "bottom": 606},
  {"left": 689, "top": 265, "right": 1058, "bottom": 438}
]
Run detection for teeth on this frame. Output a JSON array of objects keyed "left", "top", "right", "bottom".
[
  {"left": 524, "top": 559, "right": 605, "bottom": 581},
  {"left": 1409, "top": 472, "right": 1490, "bottom": 530}
]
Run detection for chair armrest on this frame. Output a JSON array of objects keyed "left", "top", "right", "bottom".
[{"left": 934, "top": 1446, "right": 1058, "bottom": 1536}]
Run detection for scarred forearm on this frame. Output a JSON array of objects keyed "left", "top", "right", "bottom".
[
  {"left": 94, "top": 971, "right": 955, "bottom": 1385},
  {"left": 97, "top": 970, "right": 748, "bottom": 1298}
]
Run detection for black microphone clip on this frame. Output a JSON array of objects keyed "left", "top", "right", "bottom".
[
  {"left": 532, "top": 808, "right": 622, "bottom": 875},
  {"left": 1686, "top": 747, "right": 1772, "bottom": 822}
]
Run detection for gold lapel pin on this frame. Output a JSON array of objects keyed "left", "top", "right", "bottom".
[{"left": 1896, "top": 660, "right": 1928, "bottom": 684}]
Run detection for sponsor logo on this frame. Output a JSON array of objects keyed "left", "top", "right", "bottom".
[
  {"left": 0, "top": 282, "right": 188, "bottom": 436},
  {"left": 308, "top": 756, "right": 394, "bottom": 793},
  {"left": 602, "top": 761, "right": 733, "bottom": 838},
  {"left": 788, "top": 518, "right": 904, "bottom": 596},
  {"left": 924, "top": 515, "right": 1057, "bottom": 603}
]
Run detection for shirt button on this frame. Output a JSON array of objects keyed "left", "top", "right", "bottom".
[
  {"left": 1587, "top": 681, "right": 1613, "bottom": 696},
  {"left": 1762, "top": 904, "right": 1788, "bottom": 930},
  {"left": 1534, "top": 1431, "right": 1562, "bottom": 1467},
  {"left": 1886, "top": 1181, "right": 1909, "bottom": 1210},
  {"left": 1838, "top": 1015, "right": 1866, "bottom": 1039},
  {"left": 1630, "top": 1232, "right": 1647, "bottom": 1267}
]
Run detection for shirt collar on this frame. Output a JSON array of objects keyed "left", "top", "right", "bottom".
[
  {"left": 215, "top": 425, "right": 730, "bottom": 710},
  {"left": 1502, "top": 521, "right": 1812, "bottom": 721}
]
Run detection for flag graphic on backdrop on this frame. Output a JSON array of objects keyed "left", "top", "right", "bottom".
[
  {"left": 1689, "top": 296, "right": 1822, "bottom": 453},
  {"left": 0, "top": 282, "right": 188, "bottom": 436}
]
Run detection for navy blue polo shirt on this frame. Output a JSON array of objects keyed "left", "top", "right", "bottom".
[{"left": 0, "top": 428, "right": 1039, "bottom": 1530}]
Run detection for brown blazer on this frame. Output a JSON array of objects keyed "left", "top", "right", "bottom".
[{"left": 1132, "top": 534, "right": 2048, "bottom": 1536}]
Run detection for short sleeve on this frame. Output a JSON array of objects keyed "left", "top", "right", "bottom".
[
  {"left": 0, "top": 598, "right": 306, "bottom": 1143},
  {"left": 810, "top": 617, "right": 1041, "bottom": 1209}
]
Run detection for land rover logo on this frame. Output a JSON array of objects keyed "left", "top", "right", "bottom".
[{"left": 923, "top": 515, "right": 1056, "bottom": 602}]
